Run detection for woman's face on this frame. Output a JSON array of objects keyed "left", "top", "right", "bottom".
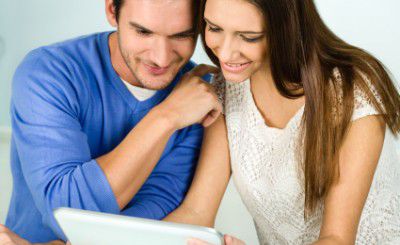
[{"left": 204, "top": 0, "right": 268, "bottom": 83}]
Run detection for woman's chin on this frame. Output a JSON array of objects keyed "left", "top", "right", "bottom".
[{"left": 221, "top": 71, "right": 250, "bottom": 83}]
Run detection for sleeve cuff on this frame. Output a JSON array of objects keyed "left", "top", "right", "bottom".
[{"left": 81, "top": 159, "right": 120, "bottom": 214}]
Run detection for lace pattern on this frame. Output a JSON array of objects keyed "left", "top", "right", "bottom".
[{"left": 211, "top": 73, "right": 400, "bottom": 245}]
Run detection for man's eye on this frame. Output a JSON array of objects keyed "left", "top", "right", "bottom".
[
  {"left": 174, "top": 34, "right": 194, "bottom": 40},
  {"left": 136, "top": 29, "right": 151, "bottom": 36}
]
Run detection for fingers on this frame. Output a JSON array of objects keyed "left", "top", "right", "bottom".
[
  {"left": 202, "top": 108, "right": 222, "bottom": 128},
  {"left": 187, "top": 238, "right": 213, "bottom": 245},
  {"left": 224, "top": 235, "right": 245, "bottom": 245},
  {"left": 0, "top": 225, "right": 63, "bottom": 245},
  {"left": 0, "top": 233, "right": 15, "bottom": 245},
  {"left": 49, "top": 240, "right": 68, "bottom": 245},
  {"left": 0, "top": 225, "right": 33, "bottom": 245},
  {"left": 162, "top": 64, "right": 221, "bottom": 129},
  {"left": 0, "top": 225, "right": 14, "bottom": 245},
  {"left": 201, "top": 92, "right": 223, "bottom": 127},
  {"left": 188, "top": 64, "right": 220, "bottom": 78},
  {"left": 0, "top": 225, "right": 8, "bottom": 233},
  {"left": 0, "top": 234, "right": 14, "bottom": 245}
]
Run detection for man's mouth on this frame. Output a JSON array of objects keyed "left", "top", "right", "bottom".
[{"left": 143, "top": 63, "right": 170, "bottom": 76}]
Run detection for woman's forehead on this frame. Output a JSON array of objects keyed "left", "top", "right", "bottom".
[{"left": 204, "top": 0, "right": 265, "bottom": 31}]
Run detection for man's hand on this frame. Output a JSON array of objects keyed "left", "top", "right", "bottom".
[
  {"left": 0, "top": 225, "right": 65, "bottom": 245},
  {"left": 0, "top": 225, "right": 31, "bottom": 245},
  {"left": 156, "top": 64, "right": 221, "bottom": 129}
]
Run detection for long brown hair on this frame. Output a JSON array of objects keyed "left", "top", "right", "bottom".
[{"left": 199, "top": 0, "right": 400, "bottom": 216}]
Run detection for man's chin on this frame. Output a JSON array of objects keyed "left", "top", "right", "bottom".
[
  {"left": 134, "top": 65, "right": 182, "bottom": 89},
  {"left": 139, "top": 77, "right": 174, "bottom": 90}
]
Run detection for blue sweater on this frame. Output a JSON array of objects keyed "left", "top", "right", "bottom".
[{"left": 6, "top": 32, "right": 203, "bottom": 242}]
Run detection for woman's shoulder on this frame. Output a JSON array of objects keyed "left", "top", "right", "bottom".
[
  {"left": 331, "top": 67, "right": 383, "bottom": 122},
  {"left": 211, "top": 73, "right": 250, "bottom": 115},
  {"left": 211, "top": 72, "right": 226, "bottom": 103}
]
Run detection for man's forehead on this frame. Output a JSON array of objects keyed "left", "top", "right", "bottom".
[{"left": 123, "top": 0, "right": 194, "bottom": 34}]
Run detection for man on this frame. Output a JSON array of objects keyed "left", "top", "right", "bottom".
[{"left": 0, "top": 0, "right": 221, "bottom": 243}]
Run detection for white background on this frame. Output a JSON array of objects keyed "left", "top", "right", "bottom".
[{"left": 0, "top": 1, "right": 399, "bottom": 244}]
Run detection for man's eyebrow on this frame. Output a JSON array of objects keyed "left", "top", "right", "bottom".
[
  {"left": 129, "top": 21, "right": 194, "bottom": 37},
  {"left": 204, "top": 17, "right": 265, "bottom": 35},
  {"left": 129, "top": 21, "right": 153, "bottom": 33},
  {"left": 169, "top": 28, "right": 195, "bottom": 38}
]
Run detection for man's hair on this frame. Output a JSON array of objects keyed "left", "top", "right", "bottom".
[
  {"left": 112, "top": 0, "right": 202, "bottom": 35},
  {"left": 113, "top": 0, "right": 123, "bottom": 21}
]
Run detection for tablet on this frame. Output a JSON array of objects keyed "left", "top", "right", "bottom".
[{"left": 54, "top": 207, "right": 224, "bottom": 245}]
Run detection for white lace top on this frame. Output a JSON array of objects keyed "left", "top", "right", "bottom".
[{"left": 212, "top": 71, "right": 400, "bottom": 245}]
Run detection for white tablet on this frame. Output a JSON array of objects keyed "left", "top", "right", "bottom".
[{"left": 54, "top": 207, "right": 224, "bottom": 245}]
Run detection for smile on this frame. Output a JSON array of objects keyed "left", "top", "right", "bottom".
[
  {"left": 143, "top": 63, "right": 170, "bottom": 76},
  {"left": 221, "top": 61, "right": 252, "bottom": 73}
]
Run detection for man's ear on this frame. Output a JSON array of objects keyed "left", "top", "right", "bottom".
[{"left": 105, "top": 0, "right": 118, "bottom": 27}]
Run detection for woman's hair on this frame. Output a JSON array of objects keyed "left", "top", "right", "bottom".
[{"left": 199, "top": 0, "right": 400, "bottom": 216}]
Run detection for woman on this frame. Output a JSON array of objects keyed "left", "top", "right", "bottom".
[{"left": 165, "top": 0, "right": 400, "bottom": 244}]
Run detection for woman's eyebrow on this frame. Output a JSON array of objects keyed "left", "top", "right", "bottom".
[
  {"left": 204, "top": 18, "right": 219, "bottom": 27},
  {"left": 204, "top": 18, "right": 264, "bottom": 34},
  {"left": 237, "top": 30, "right": 265, "bottom": 35}
]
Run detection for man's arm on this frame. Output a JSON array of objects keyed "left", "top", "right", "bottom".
[
  {"left": 96, "top": 64, "right": 221, "bottom": 209},
  {"left": 120, "top": 123, "right": 204, "bottom": 220},
  {"left": 0, "top": 124, "right": 203, "bottom": 245},
  {"left": 12, "top": 48, "right": 219, "bottom": 240}
]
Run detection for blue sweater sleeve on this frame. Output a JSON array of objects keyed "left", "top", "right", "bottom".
[
  {"left": 120, "top": 61, "right": 206, "bottom": 220},
  {"left": 120, "top": 124, "right": 203, "bottom": 219},
  {"left": 11, "top": 49, "right": 119, "bottom": 240}
]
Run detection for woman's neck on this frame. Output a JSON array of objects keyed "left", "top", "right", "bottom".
[
  {"left": 250, "top": 64, "right": 279, "bottom": 97},
  {"left": 250, "top": 64, "right": 304, "bottom": 98},
  {"left": 249, "top": 64, "right": 305, "bottom": 129}
]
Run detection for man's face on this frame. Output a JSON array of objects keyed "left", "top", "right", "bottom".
[{"left": 116, "top": 0, "right": 196, "bottom": 90}]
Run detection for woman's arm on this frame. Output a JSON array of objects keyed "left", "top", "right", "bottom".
[
  {"left": 314, "top": 115, "right": 386, "bottom": 244},
  {"left": 164, "top": 115, "right": 231, "bottom": 227}
]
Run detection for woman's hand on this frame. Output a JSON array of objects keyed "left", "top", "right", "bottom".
[
  {"left": 223, "top": 235, "right": 245, "bottom": 245},
  {"left": 187, "top": 234, "right": 245, "bottom": 245}
]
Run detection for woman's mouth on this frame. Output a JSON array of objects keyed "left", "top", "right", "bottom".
[{"left": 221, "top": 61, "right": 252, "bottom": 74}]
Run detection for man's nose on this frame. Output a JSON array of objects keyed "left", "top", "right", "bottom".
[{"left": 150, "top": 38, "right": 174, "bottom": 68}]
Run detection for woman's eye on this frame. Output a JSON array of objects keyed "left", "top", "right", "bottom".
[
  {"left": 207, "top": 25, "right": 221, "bottom": 33},
  {"left": 241, "top": 35, "right": 264, "bottom": 43}
]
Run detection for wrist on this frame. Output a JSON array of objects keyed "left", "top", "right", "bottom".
[
  {"left": 165, "top": 204, "right": 214, "bottom": 227},
  {"left": 151, "top": 104, "right": 180, "bottom": 132}
]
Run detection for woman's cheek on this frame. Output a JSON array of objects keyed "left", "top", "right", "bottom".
[{"left": 205, "top": 32, "right": 220, "bottom": 53}]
